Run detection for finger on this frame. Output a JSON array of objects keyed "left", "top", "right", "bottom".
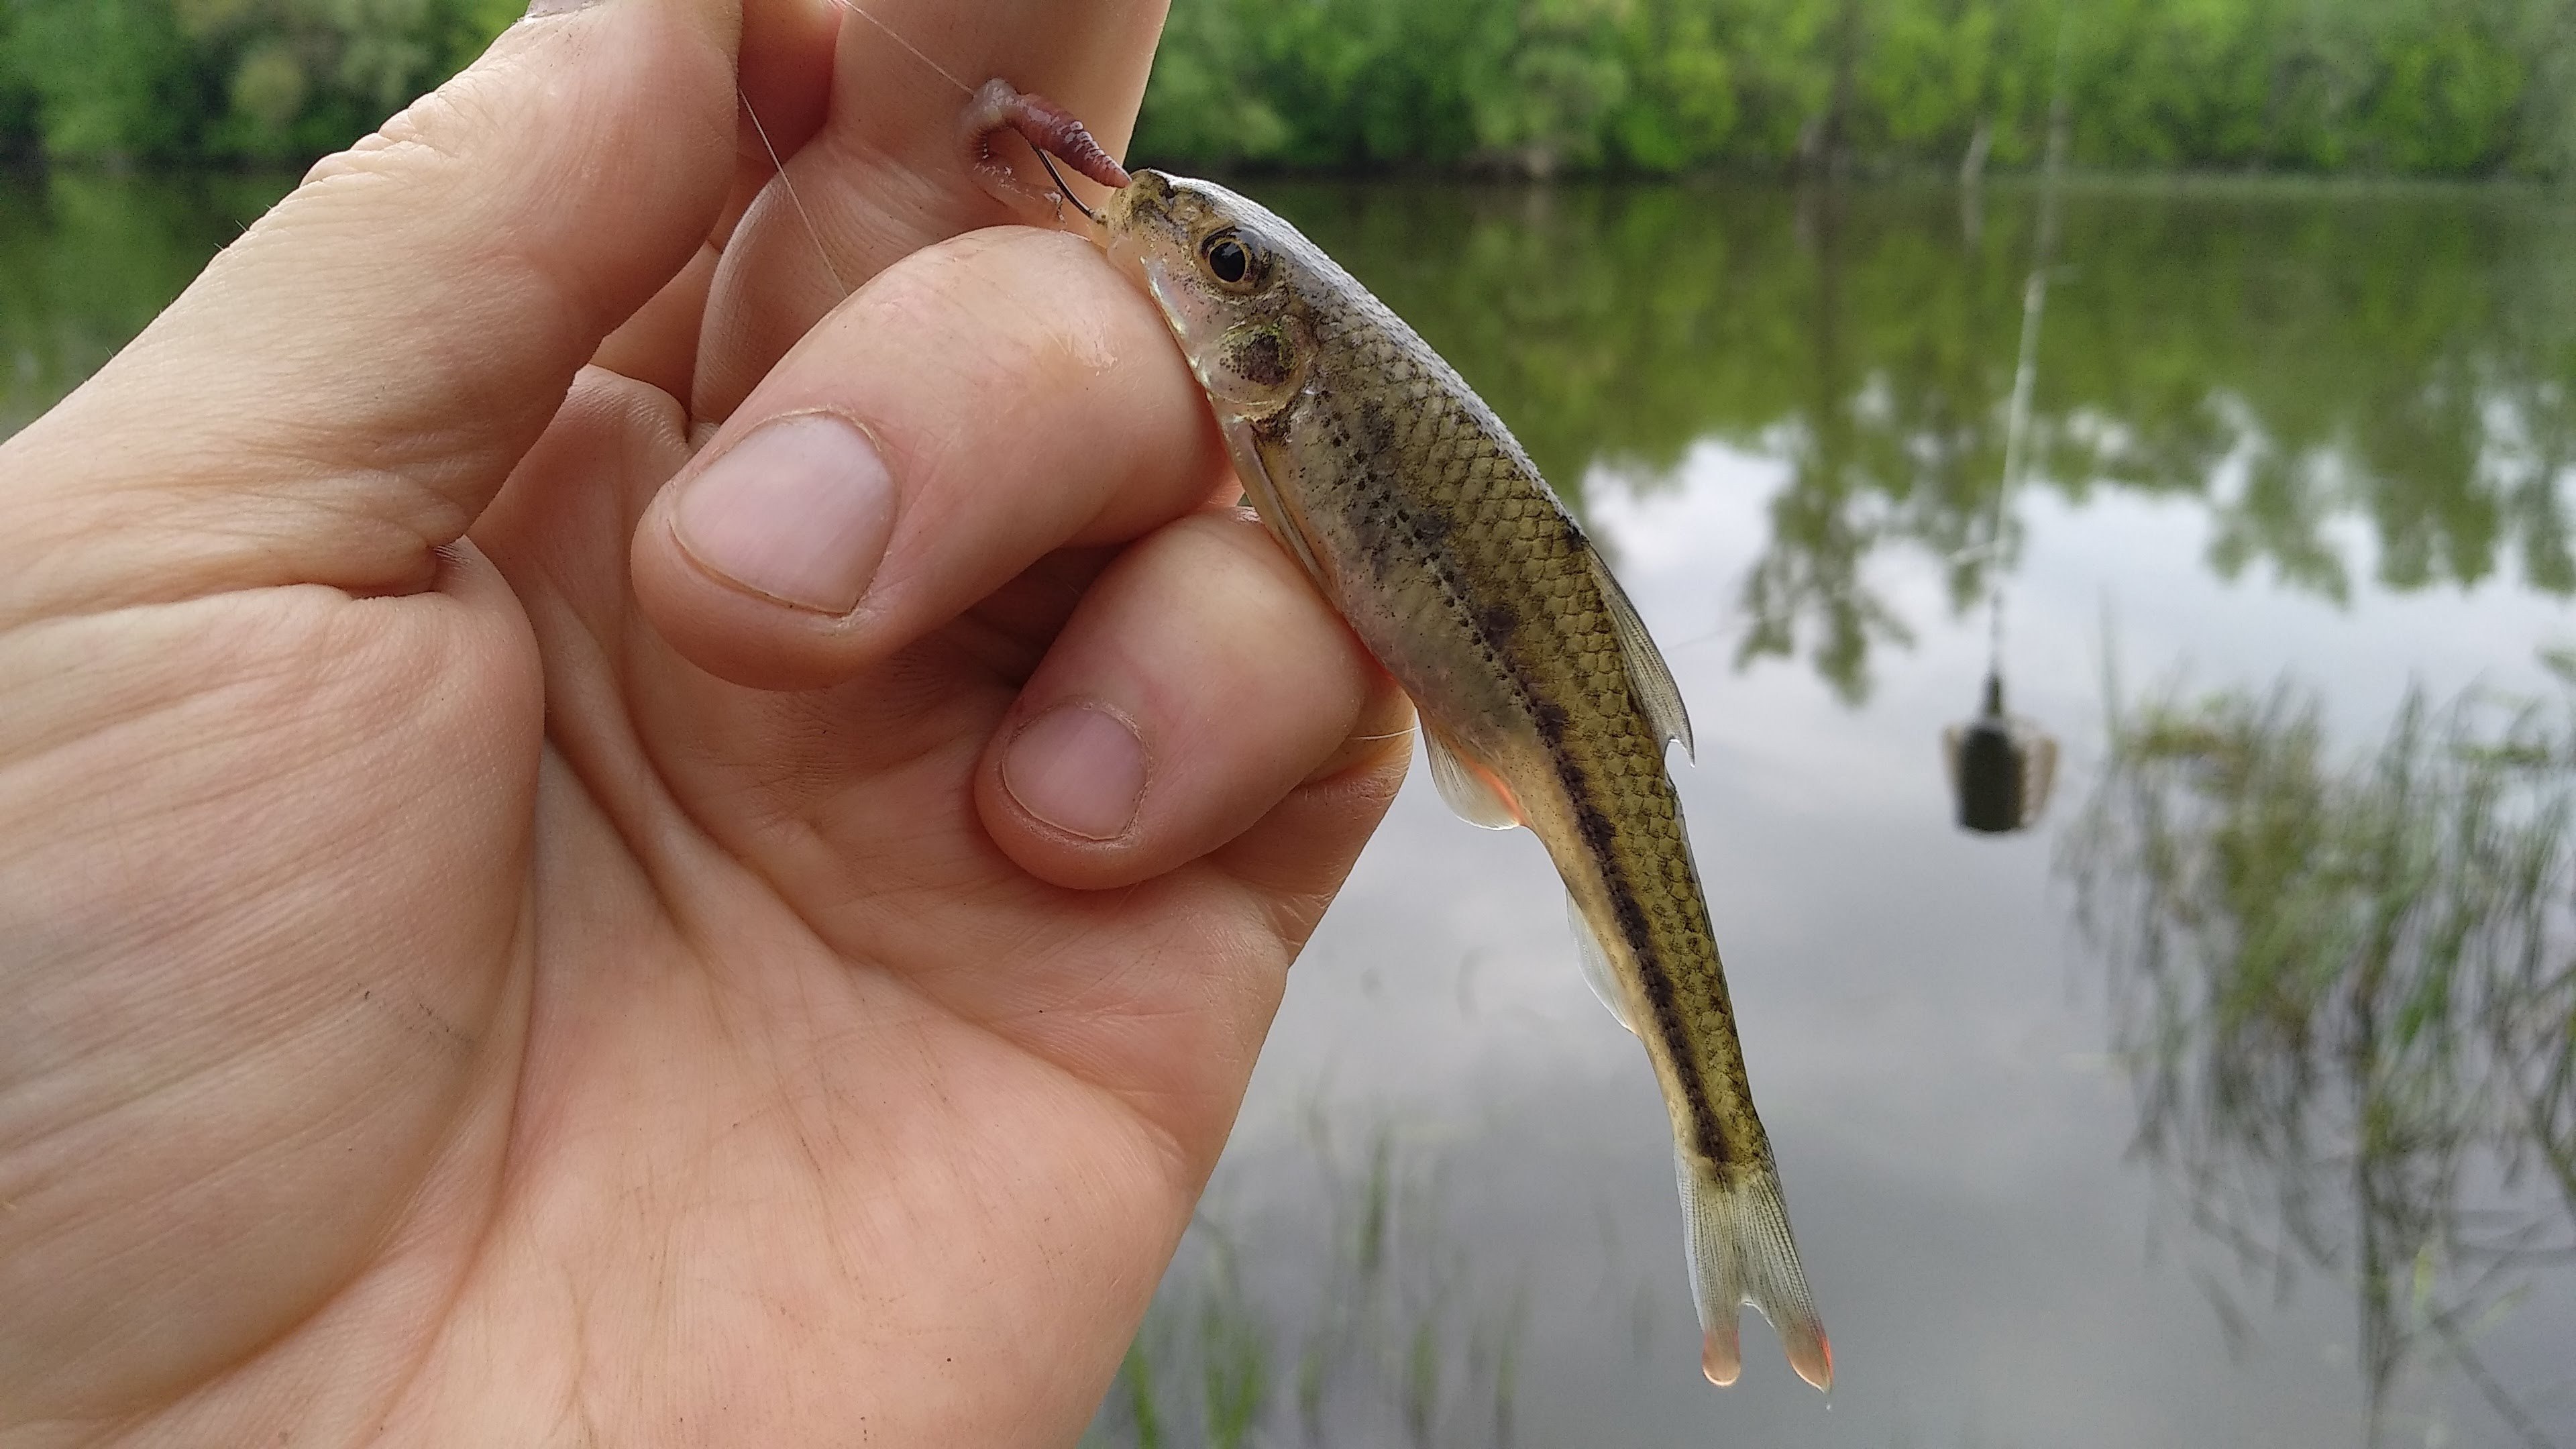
[
  {"left": 971, "top": 512, "right": 1379, "bottom": 890},
  {"left": 692, "top": 0, "right": 1166, "bottom": 421},
  {"left": 592, "top": 241, "right": 723, "bottom": 398},
  {"left": 734, "top": 0, "right": 841, "bottom": 185},
  {"left": 630, "top": 225, "right": 1230, "bottom": 692},
  {"left": 1210, "top": 696, "right": 1415, "bottom": 935},
  {"left": 589, "top": 0, "right": 843, "bottom": 394},
  {"left": 0, "top": 0, "right": 746, "bottom": 625}
]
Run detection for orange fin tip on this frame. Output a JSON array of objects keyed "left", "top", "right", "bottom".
[
  {"left": 1701, "top": 1322, "right": 1743, "bottom": 1387},
  {"left": 1786, "top": 1326, "right": 1833, "bottom": 1394}
]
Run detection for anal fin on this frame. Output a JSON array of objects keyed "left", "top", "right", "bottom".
[{"left": 1566, "top": 894, "right": 1636, "bottom": 1034}]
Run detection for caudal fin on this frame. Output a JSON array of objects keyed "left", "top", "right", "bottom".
[{"left": 1675, "top": 1148, "right": 1832, "bottom": 1393}]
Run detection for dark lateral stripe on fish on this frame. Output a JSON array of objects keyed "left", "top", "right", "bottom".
[
  {"left": 1533, "top": 706, "right": 1736, "bottom": 1169},
  {"left": 1343, "top": 466, "right": 1740, "bottom": 1174},
  {"left": 1309, "top": 349, "right": 1742, "bottom": 1174},
  {"left": 1104, "top": 164, "right": 1827, "bottom": 1392}
]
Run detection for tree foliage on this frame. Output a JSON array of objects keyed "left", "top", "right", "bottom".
[
  {"left": 1, "top": 0, "right": 2571, "bottom": 175},
  {"left": 1132, "top": 0, "right": 2576, "bottom": 178},
  {"left": 7, "top": 170, "right": 2576, "bottom": 702},
  {"left": 0, "top": 0, "right": 517, "bottom": 164},
  {"left": 1234, "top": 177, "right": 2576, "bottom": 700}
]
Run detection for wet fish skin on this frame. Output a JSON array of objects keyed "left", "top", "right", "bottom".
[{"left": 1098, "top": 170, "right": 1829, "bottom": 1393}]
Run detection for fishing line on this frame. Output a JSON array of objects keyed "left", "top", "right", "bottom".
[
  {"left": 829, "top": 0, "right": 976, "bottom": 99},
  {"left": 737, "top": 0, "right": 1099, "bottom": 297},
  {"left": 739, "top": 89, "right": 847, "bottom": 298},
  {"left": 730, "top": 1, "right": 970, "bottom": 309},
  {"left": 1981, "top": 3, "right": 2071, "bottom": 678}
]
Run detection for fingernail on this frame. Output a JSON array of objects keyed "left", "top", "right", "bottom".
[
  {"left": 673, "top": 414, "right": 896, "bottom": 614},
  {"left": 523, "top": 0, "right": 606, "bottom": 17},
  {"left": 1004, "top": 704, "right": 1148, "bottom": 841}
]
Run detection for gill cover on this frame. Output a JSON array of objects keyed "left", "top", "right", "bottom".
[
  {"left": 1104, "top": 170, "right": 1332, "bottom": 588},
  {"left": 1103, "top": 172, "right": 1309, "bottom": 416}
]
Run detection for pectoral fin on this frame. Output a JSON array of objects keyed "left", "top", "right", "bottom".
[
  {"left": 1586, "top": 551, "right": 1694, "bottom": 761},
  {"left": 1221, "top": 414, "right": 1332, "bottom": 595}
]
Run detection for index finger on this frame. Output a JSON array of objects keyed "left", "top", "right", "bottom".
[
  {"left": 631, "top": 225, "right": 1231, "bottom": 692},
  {"left": 689, "top": 0, "right": 1168, "bottom": 423}
]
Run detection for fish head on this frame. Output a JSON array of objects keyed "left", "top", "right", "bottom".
[{"left": 1102, "top": 170, "right": 1316, "bottom": 418}]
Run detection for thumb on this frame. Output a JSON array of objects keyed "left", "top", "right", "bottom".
[{"left": 0, "top": 0, "right": 743, "bottom": 623}]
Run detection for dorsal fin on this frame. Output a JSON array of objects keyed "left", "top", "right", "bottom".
[{"left": 1586, "top": 550, "right": 1694, "bottom": 761}]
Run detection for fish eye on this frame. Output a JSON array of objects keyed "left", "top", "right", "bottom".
[{"left": 1201, "top": 231, "right": 1254, "bottom": 286}]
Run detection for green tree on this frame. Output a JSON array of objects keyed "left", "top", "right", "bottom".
[
  {"left": 0, "top": 0, "right": 516, "bottom": 163},
  {"left": 9, "top": 0, "right": 2576, "bottom": 177},
  {"left": 5, "top": 0, "right": 214, "bottom": 162}
]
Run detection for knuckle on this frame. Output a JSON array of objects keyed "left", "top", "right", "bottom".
[{"left": 851, "top": 229, "right": 1141, "bottom": 398}]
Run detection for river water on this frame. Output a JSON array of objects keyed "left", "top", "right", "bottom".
[
  {"left": 1105, "top": 177, "right": 2576, "bottom": 1449},
  {"left": 7, "top": 172, "right": 2572, "bottom": 1448}
]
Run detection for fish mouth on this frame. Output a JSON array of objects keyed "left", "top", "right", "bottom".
[
  {"left": 1100, "top": 168, "right": 1185, "bottom": 294},
  {"left": 1102, "top": 168, "right": 1178, "bottom": 239}
]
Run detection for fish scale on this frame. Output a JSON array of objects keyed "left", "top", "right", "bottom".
[{"left": 1102, "top": 167, "right": 1832, "bottom": 1395}]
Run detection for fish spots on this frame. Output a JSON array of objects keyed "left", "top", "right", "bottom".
[
  {"left": 1356, "top": 399, "right": 1399, "bottom": 456},
  {"left": 1221, "top": 323, "right": 1293, "bottom": 389},
  {"left": 1271, "top": 293, "right": 1749, "bottom": 1171},
  {"left": 1570, "top": 791, "right": 1619, "bottom": 857}
]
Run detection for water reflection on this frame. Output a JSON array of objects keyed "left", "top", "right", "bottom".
[
  {"left": 0, "top": 171, "right": 293, "bottom": 437},
  {"left": 1941, "top": 101, "right": 2062, "bottom": 841},
  {"left": 9, "top": 170, "right": 2576, "bottom": 1446},
  {"left": 1257, "top": 179, "right": 2576, "bottom": 702},
  {"left": 2066, "top": 678, "right": 2576, "bottom": 1445},
  {"left": 1089, "top": 1116, "right": 1529, "bottom": 1449},
  {"left": 11, "top": 177, "right": 2574, "bottom": 711}
]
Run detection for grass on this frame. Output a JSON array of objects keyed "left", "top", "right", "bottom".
[
  {"left": 2065, "top": 667, "right": 2576, "bottom": 1448},
  {"left": 1083, "top": 1113, "right": 1530, "bottom": 1449}
]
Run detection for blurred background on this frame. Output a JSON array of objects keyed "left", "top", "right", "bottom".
[
  {"left": 0, "top": 0, "right": 2573, "bottom": 176},
  {"left": 6, "top": 1, "right": 2576, "bottom": 1445}
]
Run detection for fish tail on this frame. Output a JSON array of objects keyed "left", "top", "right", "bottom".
[{"left": 1675, "top": 1147, "right": 1832, "bottom": 1393}]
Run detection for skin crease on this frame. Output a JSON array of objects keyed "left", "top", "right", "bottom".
[{"left": 0, "top": 1, "right": 1411, "bottom": 1446}]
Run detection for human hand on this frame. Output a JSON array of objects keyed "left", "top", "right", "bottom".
[{"left": 0, "top": 1, "right": 1408, "bottom": 1443}]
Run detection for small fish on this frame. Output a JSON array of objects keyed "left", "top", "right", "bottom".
[
  {"left": 786, "top": 32, "right": 1825, "bottom": 1385},
  {"left": 1080, "top": 164, "right": 1833, "bottom": 1393}
]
